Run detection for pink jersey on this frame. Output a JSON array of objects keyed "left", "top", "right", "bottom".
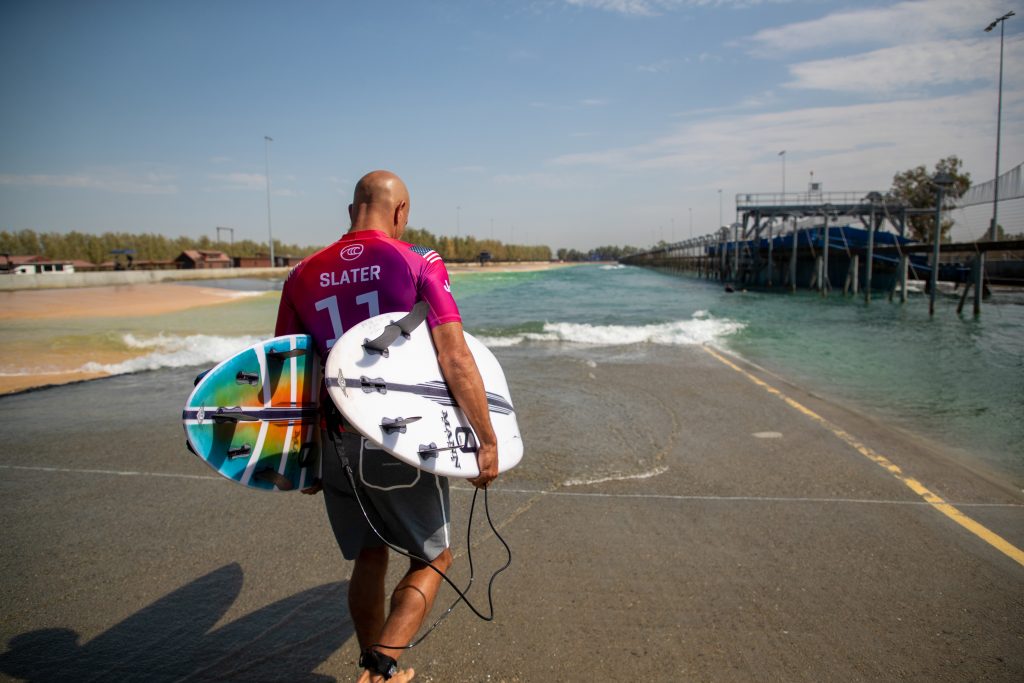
[{"left": 275, "top": 229, "right": 461, "bottom": 358}]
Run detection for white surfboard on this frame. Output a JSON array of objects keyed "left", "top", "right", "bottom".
[{"left": 324, "top": 307, "right": 523, "bottom": 478}]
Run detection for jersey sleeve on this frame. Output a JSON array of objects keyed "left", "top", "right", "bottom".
[
  {"left": 274, "top": 268, "right": 307, "bottom": 336},
  {"left": 418, "top": 257, "right": 461, "bottom": 327}
]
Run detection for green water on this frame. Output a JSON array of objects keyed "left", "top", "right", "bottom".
[{"left": 451, "top": 265, "right": 1024, "bottom": 484}]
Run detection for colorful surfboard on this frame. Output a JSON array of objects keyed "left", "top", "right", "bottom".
[{"left": 182, "top": 335, "right": 321, "bottom": 491}]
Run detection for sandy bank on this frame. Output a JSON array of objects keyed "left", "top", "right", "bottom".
[{"left": 0, "top": 283, "right": 268, "bottom": 322}]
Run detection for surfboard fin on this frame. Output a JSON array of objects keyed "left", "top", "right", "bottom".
[
  {"left": 381, "top": 416, "right": 422, "bottom": 434},
  {"left": 298, "top": 444, "right": 318, "bottom": 467},
  {"left": 253, "top": 468, "right": 294, "bottom": 491},
  {"left": 213, "top": 408, "right": 262, "bottom": 422},
  {"left": 226, "top": 444, "right": 252, "bottom": 458},
  {"left": 193, "top": 369, "right": 211, "bottom": 386},
  {"left": 360, "top": 376, "right": 388, "bottom": 394},
  {"left": 267, "top": 348, "right": 305, "bottom": 360},
  {"left": 236, "top": 371, "right": 260, "bottom": 386},
  {"left": 362, "top": 301, "right": 431, "bottom": 356},
  {"left": 417, "top": 443, "right": 461, "bottom": 457}
]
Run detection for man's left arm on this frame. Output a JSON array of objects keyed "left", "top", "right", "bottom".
[{"left": 431, "top": 321, "right": 499, "bottom": 488}]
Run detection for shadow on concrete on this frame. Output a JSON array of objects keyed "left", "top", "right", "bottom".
[{"left": 0, "top": 563, "right": 353, "bottom": 682}]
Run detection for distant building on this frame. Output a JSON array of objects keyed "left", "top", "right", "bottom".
[
  {"left": 1, "top": 255, "right": 97, "bottom": 274},
  {"left": 175, "top": 250, "right": 233, "bottom": 269},
  {"left": 233, "top": 253, "right": 303, "bottom": 268}
]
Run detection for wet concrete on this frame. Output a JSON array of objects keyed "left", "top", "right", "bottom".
[{"left": 0, "top": 348, "right": 1021, "bottom": 681}]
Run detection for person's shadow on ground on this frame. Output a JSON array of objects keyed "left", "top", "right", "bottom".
[{"left": 0, "top": 563, "right": 352, "bottom": 682}]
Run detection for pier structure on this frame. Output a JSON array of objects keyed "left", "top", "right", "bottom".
[{"left": 621, "top": 188, "right": 1023, "bottom": 315}]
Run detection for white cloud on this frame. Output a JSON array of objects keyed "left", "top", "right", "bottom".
[
  {"left": 637, "top": 59, "right": 674, "bottom": 73},
  {"left": 208, "top": 172, "right": 266, "bottom": 191},
  {"left": 492, "top": 171, "right": 588, "bottom": 189},
  {"left": 0, "top": 168, "right": 178, "bottom": 194},
  {"left": 786, "top": 37, "right": 1020, "bottom": 93},
  {"left": 747, "top": 0, "right": 1005, "bottom": 56},
  {"left": 548, "top": 89, "right": 1023, "bottom": 191},
  {"left": 567, "top": 0, "right": 775, "bottom": 16}
]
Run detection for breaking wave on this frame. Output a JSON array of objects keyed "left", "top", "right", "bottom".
[
  {"left": 79, "top": 333, "right": 262, "bottom": 376},
  {"left": 475, "top": 314, "right": 744, "bottom": 349}
]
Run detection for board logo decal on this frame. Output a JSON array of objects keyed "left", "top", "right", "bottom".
[
  {"left": 340, "top": 244, "right": 364, "bottom": 261},
  {"left": 440, "top": 410, "right": 460, "bottom": 469}
]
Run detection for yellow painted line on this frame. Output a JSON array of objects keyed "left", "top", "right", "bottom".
[{"left": 702, "top": 345, "right": 1024, "bottom": 568}]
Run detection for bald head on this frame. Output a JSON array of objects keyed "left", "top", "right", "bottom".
[{"left": 349, "top": 170, "right": 410, "bottom": 239}]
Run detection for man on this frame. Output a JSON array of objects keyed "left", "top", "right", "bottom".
[{"left": 275, "top": 170, "right": 499, "bottom": 683}]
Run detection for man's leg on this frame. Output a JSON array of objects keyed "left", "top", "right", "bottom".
[
  {"left": 349, "top": 545, "right": 389, "bottom": 650},
  {"left": 374, "top": 548, "right": 453, "bottom": 660}
]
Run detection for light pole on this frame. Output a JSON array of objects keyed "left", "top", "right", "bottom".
[
  {"left": 930, "top": 172, "right": 955, "bottom": 316},
  {"left": 985, "top": 10, "right": 1014, "bottom": 241},
  {"left": 778, "top": 150, "right": 786, "bottom": 199},
  {"left": 264, "top": 136, "right": 275, "bottom": 268}
]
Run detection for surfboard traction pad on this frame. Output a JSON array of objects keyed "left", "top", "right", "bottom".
[{"left": 182, "top": 335, "right": 321, "bottom": 492}]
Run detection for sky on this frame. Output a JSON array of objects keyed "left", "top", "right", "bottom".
[{"left": 1, "top": 0, "right": 1021, "bottom": 251}]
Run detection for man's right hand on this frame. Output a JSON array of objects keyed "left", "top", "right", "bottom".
[{"left": 469, "top": 442, "right": 498, "bottom": 489}]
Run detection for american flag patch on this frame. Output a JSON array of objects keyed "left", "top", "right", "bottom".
[{"left": 409, "top": 245, "right": 442, "bottom": 264}]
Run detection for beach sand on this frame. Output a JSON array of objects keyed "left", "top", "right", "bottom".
[
  {"left": 0, "top": 284, "right": 271, "bottom": 394},
  {"left": 0, "top": 283, "right": 264, "bottom": 321}
]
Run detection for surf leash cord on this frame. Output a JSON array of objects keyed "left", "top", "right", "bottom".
[{"left": 331, "top": 433, "right": 513, "bottom": 651}]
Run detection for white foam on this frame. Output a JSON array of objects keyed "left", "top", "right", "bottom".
[
  {"left": 475, "top": 315, "right": 743, "bottom": 349},
  {"left": 599, "top": 264, "right": 627, "bottom": 270},
  {"left": 562, "top": 465, "right": 669, "bottom": 487},
  {"left": 79, "top": 333, "right": 262, "bottom": 376}
]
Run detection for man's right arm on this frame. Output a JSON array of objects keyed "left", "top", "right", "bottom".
[
  {"left": 274, "top": 289, "right": 303, "bottom": 337},
  {"left": 431, "top": 322, "right": 499, "bottom": 488}
]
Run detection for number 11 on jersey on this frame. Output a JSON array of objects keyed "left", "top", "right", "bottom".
[{"left": 314, "top": 291, "right": 380, "bottom": 348}]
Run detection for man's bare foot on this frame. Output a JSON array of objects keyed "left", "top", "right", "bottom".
[{"left": 356, "top": 666, "right": 415, "bottom": 682}]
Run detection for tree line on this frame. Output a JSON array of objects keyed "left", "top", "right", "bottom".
[
  {"left": 401, "top": 228, "right": 551, "bottom": 262},
  {"left": 0, "top": 227, "right": 552, "bottom": 264},
  {"left": 556, "top": 245, "right": 640, "bottom": 261}
]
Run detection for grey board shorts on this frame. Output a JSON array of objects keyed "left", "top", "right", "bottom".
[{"left": 321, "top": 429, "right": 451, "bottom": 562}]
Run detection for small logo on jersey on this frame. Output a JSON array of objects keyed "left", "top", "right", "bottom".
[
  {"left": 340, "top": 244, "right": 364, "bottom": 261},
  {"left": 443, "top": 280, "right": 451, "bottom": 293},
  {"left": 409, "top": 245, "right": 442, "bottom": 265}
]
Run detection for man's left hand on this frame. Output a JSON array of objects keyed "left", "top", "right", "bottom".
[{"left": 468, "top": 443, "right": 498, "bottom": 489}]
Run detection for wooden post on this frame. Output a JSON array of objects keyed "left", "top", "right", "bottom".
[
  {"left": 732, "top": 222, "right": 740, "bottom": 282},
  {"left": 821, "top": 213, "right": 830, "bottom": 297},
  {"left": 865, "top": 206, "right": 876, "bottom": 303},
  {"left": 957, "top": 273, "right": 973, "bottom": 315},
  {"left": 928, "top": 187, "right": 944, "bottom": 317},
  {"left": 899, "top": 254, "right": 908, "bottom": 304},
  {"left": 767, "top": 220, "right": 774, "bottom": 287},
  {"left": 790, "top": 221, "right": 798, "bottom": 293},
  {"left": 973, "top": 253, "right": 984, "bottom": 316},
  {"left": 845, "top": 254, "right": 859, "bottom": 295}
]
